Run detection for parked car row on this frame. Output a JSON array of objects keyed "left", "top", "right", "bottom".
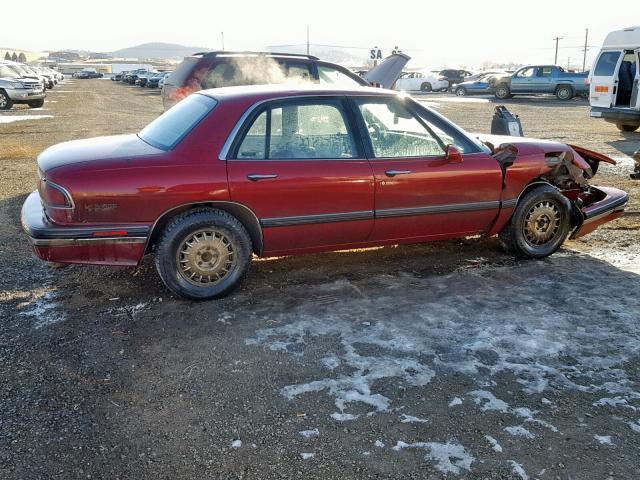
[
  {"left": 73, "top": 68, "right": 103, "bottom": 79},
  {"left": 112, "top": 69, "right": 172, "bottom": 89},
  {"left": 0, "top": 61, "right": 64, "bottom": 110},
  {"left": 393, "top": 65, "right": 590, "bottom": 101}
]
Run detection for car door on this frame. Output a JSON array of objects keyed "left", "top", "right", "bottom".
[
  {"left": 352, "top": 97, "right": 503, "bottom": 242},
  {"left": 536, "top": 66, "right": 555, "bottom": 93},
  {"left": 590, "top": 50, "right": 624, "bottom": 108},
  {"left": 226, "top": 97, "right": 375, "bottom": 255},
  {"left": 511, "top": 67, "right": 535, "bottom": 92}
]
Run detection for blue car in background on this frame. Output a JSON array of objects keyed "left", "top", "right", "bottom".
[{"left": 453, "top": 74, "right": 497, "bottom": 96}]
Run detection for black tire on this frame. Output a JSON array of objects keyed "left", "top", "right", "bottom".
[
  {"left": 555, "top": 85, "right": 574, "bottom": 100},
  {"left": 28, "top": 99, "right": 45, "bottom": 108},
  {"left": 494, "top": 84, "right": 512, "bottom": 99},
  {"left": 420, "top": 82, "right": 432, "bottom": 92},
  {"left": 155, "top": 208, "right": 252, "bottom": 300},
  {"left": 0, "top": 90, "right": 13, "bottom": 110},
  {"left": 498, "top": 184, "right": 572, "bottom": 259},
  {"left": 616, "top": 123, "right": 640, "bottom": 133},
  {"left": 455, "top": 87, "right": 467, "bottom": 96}
]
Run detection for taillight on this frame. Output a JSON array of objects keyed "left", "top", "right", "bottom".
[{"left": 39, "top": 179, "right": 73, "bottom": 209}]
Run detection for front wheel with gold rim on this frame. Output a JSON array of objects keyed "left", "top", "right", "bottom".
[
  {"left": 155, "top": 209, "right": 252, "bottom": 300},
  {"left": 499, "top": 184, "right": 572, "bottom": 258}
]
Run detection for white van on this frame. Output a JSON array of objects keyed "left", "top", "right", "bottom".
[{"left": 589, "top": 26, "right": 640, "bottom": 132}]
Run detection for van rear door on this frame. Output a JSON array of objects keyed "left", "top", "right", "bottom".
[
  {"left": 590, "top": 50, "right": 623, "bottom": 108},
  {"left": 632, "top": 48, "right": 640, "bottom": 109}
]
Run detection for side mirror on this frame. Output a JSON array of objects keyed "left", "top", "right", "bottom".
[{"left": 446, "top": 145, "right": 464, "bottom": 164}]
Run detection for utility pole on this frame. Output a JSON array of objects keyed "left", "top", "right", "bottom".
[
  {"left": 306, "top": 25, "right": 310, "bottom": 56},
  {"left": 221, "top": 32, "right": 225, "bottom": 51},
  {"left": 582, "top": 28, "right": 589, "bottom": 72},
  {"left": 553, "top": 36, "right": 563, "bottom": 64}
]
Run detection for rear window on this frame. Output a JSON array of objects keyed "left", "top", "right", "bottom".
[
  {"left": 594, "top": 51, "right": 621, "bottom": 76},
  {"left": 139, "top": 94, "right": 216, "bottom": 150},
  {"left": 166, "top": 56, "right": 200, "bottom": 86}
]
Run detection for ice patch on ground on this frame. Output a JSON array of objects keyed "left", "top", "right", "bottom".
[
  {"left": 594, "top": 396, "right": 637, "bottom": 411},
  {"left": 400, "top": 414, "right": 427, "bottom": 423},
  {"left": 330, "top": 412, "right": 358, "bottom": 421},
  {"left": 594, "top": 435, "right": 614, "bottom": 446},
  {"left": 231, "top": 439, "right": 242, "bottom": 448},
  {"left": 374, "top": 440, "right": 385, "bottom": 448},
  {"left": 504, "top": 426, "right": 535, "bottom": 439},
  {"left": 628, "top": 421, "right": 640, "bottom": 433},
  {"left": 393, "top": 441, "right": 474, "bottom": 474},
  {"left": 508, "top": 460, "right": 529, "bottom": 480},
  {"left": 0, "top": 115, "right": 53, "bottom": 124},
  {"left": 448, "top": 397, "right": 463, "bottom": 407},
  {"left": 321, "top": 355, "right": 340, "bottom": 370},
  {"left": 484, "top": 435, "right": 502, "bottom": 452},
  {"left": 299, "top": 428, "right": 319, "bottom": 439},
  {"left": 300, "top": 452, "right": 314, "bottom": 459},
  {"left": 18, "top": 289, "right": 65, "bottom": 329},
  {"left": 470, "top": 390, "right": 558, "bottom": 432}
]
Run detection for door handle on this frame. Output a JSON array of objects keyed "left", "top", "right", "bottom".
[
  {"left": 247, "top": 173, "right": 278, "bottom": 181},
  {"left": 384, "top": 170, "right": 412, "bottom": 177}
]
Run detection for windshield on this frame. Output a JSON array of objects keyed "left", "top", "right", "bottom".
[
  {"left": 0, "top": 65, "right": 20, "bottom": 79},
  {"left": 139, "top": 94, "right": 217, "bottom": 150}
]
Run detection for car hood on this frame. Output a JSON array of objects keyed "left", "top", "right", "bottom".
[{"left": 38, "top": 134, "right": 163, "bottom": 173}]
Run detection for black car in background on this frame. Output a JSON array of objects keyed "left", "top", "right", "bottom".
[
  {"left": 438, "top": 69, "right": 473, "bottom": 88},
  {"left": 75, "top": 69, "right": 103, "bottom": 79}
]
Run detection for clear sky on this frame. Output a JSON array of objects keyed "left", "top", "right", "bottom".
[{"left": 1, "top": 0, "right": 637, "bottom": 69}]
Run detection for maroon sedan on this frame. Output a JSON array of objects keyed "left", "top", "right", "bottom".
[{"left": 22, "top": 85, "right": 628, "bottom": 299}]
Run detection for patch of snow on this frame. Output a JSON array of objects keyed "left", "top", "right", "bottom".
[
  {"left": 629, "top": 421, "right": 640, "bottom": 433},
  {"left": 300, "top": 452, "right": 314, "bottom": 460},
  {"left": 594, "top": 435, "right": 614, "bottom": 446},
  {"left": 541, "top": 398, "right": 553, "bottom": 405},
  {"left": 594, "top": 397, "right": 637, "bottom": 410},
  {"left": 299, "top": 428, "right": 319, "bottom": 439},
  {"left": 508, "top": 460, "right": 529, "bottom": 480},
  {"left": 0, "top": 115, "right": 53, "bottom": 124},
  {"left": 470, "top": 390, "right": 509, "bottom": 412},
  {"left": 329, "top": 412, "right": 358, "bottom": 421},
  {"left": 393, "top": 440, "right": 474, "bottom": 474},
  {"left": 231, "top": 439, "right": 242, "bottom": 448},
  {"left": 504, "top": 426, "right": 535, "bottom": 439},
  {"left": 321, "top": 355, "right": 340, "bottom": 370},
  {"left": 374, "top": 440, "right": 385, "bottom": 448},
  {"left": 448, "top": 397, "right": 463, "bottom": 407},
  {"left": 485, "top": 435, "right": 502, "bottom": 453},
  {"left": 400, "top": 414, "right": 428, "bottom": 423},
  {"left": 18, "top": 289, "right": 65, "bottom": 329}
]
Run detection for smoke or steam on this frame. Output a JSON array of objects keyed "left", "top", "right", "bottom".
[{"left": 201, "top": 56, "right": 311, "bottom": 89}]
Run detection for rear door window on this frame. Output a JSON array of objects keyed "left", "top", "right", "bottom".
[
  {"left": 235, "top": 100, "right": 357, "bottom": 160},
  {"left": 318, "top": 65, "right": 365, "bottom": 87},
  {"left": 594, "top": 51, "right": 622, "bottom": 76}
]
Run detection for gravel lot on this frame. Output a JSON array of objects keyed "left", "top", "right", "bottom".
[{"left": 1, "top": 80, "right": 639, "bottom": 479}]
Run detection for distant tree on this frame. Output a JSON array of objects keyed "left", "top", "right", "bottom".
[
  {"left": 18, "top": 52, "right": 27, "bottom": 63},
  {"left": 11, "top": 52, "right": 18, "bottom": 62},
  {"left": 4, "top": 52, "right": 10, "bottom": 60}
]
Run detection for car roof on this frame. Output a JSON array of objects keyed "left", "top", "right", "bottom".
[
  {"left": 191, "top": 51, "right": 320, "bottom": 61},
  {"left": 198, "top": 84, "right": 399, "bottom": 102}
]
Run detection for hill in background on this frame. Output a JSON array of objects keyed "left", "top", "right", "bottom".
[{"left": 110, "top": 42, "right": 212, "bottom": 60}]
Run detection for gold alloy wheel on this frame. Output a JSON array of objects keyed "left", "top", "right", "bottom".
[
  {"left": 176, "top": 229, "right": 235, "bottom": 286},
  {"left": 523, "top": 201, "right": 561, "bottom": 246}
]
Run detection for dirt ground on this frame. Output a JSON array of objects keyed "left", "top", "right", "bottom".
[{"left": 1, "top": 80, "right": 639, "bottom": 480}]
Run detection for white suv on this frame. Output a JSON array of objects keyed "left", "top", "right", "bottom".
[{"left": 0, "top": 63, "right": 46, "bottom": 110}]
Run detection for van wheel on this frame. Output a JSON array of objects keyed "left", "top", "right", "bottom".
[
  {"left": 494, "top": 84, "right": 512, "bottom": 99},
  {"left": 420, "top": 82, "right": 432, "bottom": 92},
  {"left": 555, "top": 85, "right": 574, "bottom": 100},
  {"left": 155, "top": 208, "right": 252, "bottom": 300},
  {"left": 0, "top": 90, "right": 13, "bottom": 110},
  {"left": 616, "top": 123, "right": 639, "bottom": 132},
  {"left": 499, "top": 185, "right": 571, "bottom": 258},
  {"left": 28, "top": 99, "right": 44, "bottom": 108}
]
